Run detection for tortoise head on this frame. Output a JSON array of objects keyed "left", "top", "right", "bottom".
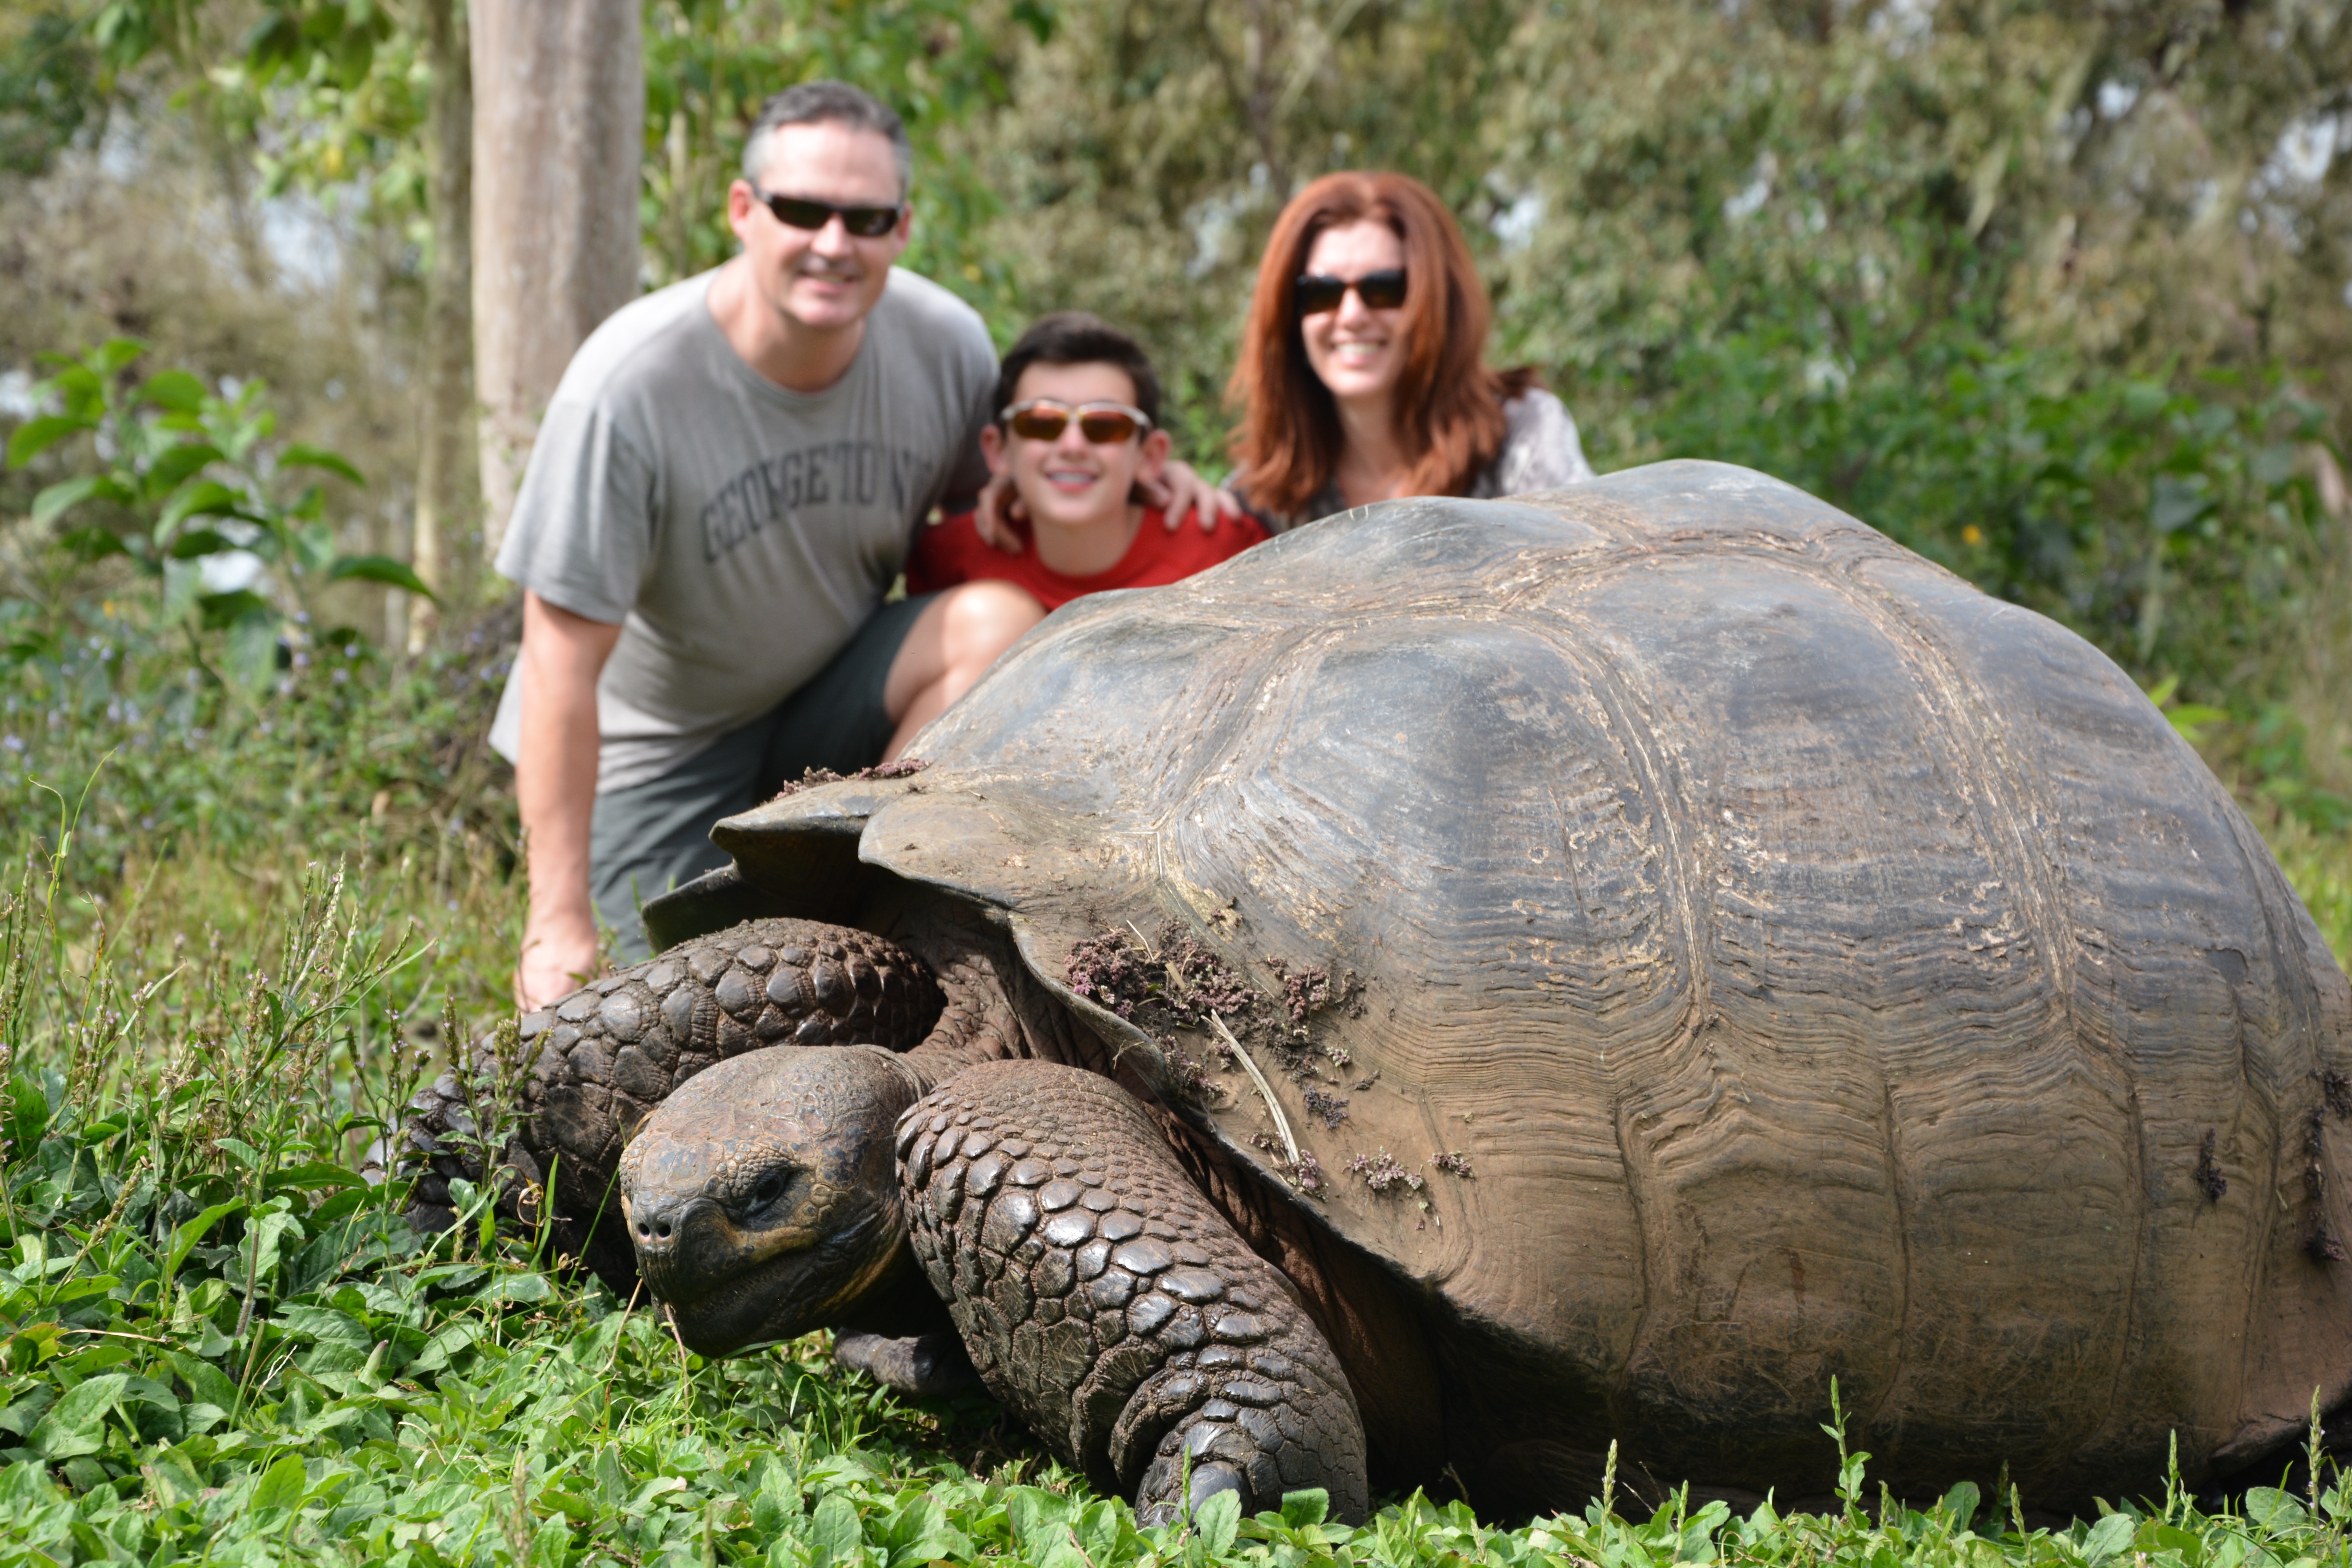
[{"left": 618, "top": 1044, "right": 928, "bottom": 1356}]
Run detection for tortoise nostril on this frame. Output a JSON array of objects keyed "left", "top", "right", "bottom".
[{"left": 654, "top": 1218, "right": 673, "bottom": 1240}]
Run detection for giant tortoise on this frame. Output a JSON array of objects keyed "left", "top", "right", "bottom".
[{"left": 409, "top": 459, "right": 2352, "bottom": 1523}]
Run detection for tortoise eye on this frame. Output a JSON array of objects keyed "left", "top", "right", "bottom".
[{"left": 750, "top": 1172, "right": 788, "bottom": 1209}]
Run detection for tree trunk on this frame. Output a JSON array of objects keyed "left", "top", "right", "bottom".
[
  {"left": 410, "top": 0, "right": 475, "bottom": 653},
  {"left": 470, "top": 0, "right": 644, "bottom": 563}
]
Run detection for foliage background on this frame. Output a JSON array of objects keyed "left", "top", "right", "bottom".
[{"left": 0, "top": 1, "right": 2349, "bottom": 1562}]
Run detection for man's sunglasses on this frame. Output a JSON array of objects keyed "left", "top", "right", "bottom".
[
  {"left": 749, "top": 187, "right": 903, "bottom": 238},
  {"left": 1001, "top": 399, "right": 1154, "bottom": 444},
  {"left": 1294, "top": 268, "right": 1408, "bottom": 316}
]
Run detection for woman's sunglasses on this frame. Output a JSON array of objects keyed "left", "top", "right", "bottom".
[
  {"left": 1294, "top": 268, "right": 1408, "bottom": 316},
  {"left": 750, "top": 187, "right": 903, "bottom": 238},
  {"left": 1001, "top": 399, "right": 1154, "bottom": 444}
]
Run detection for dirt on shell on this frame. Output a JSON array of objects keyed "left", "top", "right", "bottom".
[
  {"left": 1065, "top": 923, "right": 1361, "bottom": 1083},
  {"left": 766, "top": 757, "right": 928, "bottom": 804}
]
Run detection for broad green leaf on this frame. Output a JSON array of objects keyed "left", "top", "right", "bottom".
[
  {"left": 27, "top": 1372, "right": 128, "bottom": 1460},
  {"left": 224, "top": 606, "right": 283, "bottom": 691},
  {"left": 278, "top": 443, "right": 364, "bottom": 485},
  {"left": 1193, "top": 1487, "right": 1241, "bottom": 1555},
  {"left": 292, "top": 519, "right": 336, "bottom": 573},
  {"left": 1005, "top": 1487, "right": 1067, "bottom": 1557},
  {"left": 6, "top": 1073, "right": 53, "bottom": 1162},
  {"left": 145, "top": 441, "right": 224, "bottom": 494},
  {"left": 409, "top": 1319, "right": 479, "bottom": 1374},
  {"left": 250, "top": 1451, "right": 308, "bottom": 1513},
  {"left": 530, "top": 1510, "right": 572, "bottom": 1568},
  {"left": 264, "top": 1160, "right": 368, "bottom": 1195},
  {"left": 278, "top": 1304, "right": 370, "bottom": 1347},
  {"left": 328, "top": 554, "right": 436, "bottom": 600},
  {"left": 94, "top": 338, "right": 147, "bottom": 374},
  {"left": 164, "top": 1200, "right": 244, "bottom": 1279},
  {"left": 1938, "top": 1480, "right": 1980, "bottom": 1529},
  {"left": 1278, "top": 1489, "right": 1328, "bottom": 1528},
  {"left": 167, "top": 1350, "right": 238, "bottom": 1410},
  {"left": 76, "top": 1114, "right": 129, "bottom": 1145},
  {"left": 214, "top": 1135, "right": 267, "bottom": 1171},
  {"left": 2167, "top": 703, "right": 2229, "bottom": 743},
  {"left": 481, "top": 1270, "right": 553, "bottom": 1304},
  {"left": 882, "top": 1493, "right": 965, "bottom": 1568},
  {"left": 2080, "top": 1510, "right": 2138, "bottom": 1566},
  {"left": 2244, "top": 1488, "right": 2305, "bottom": 1528},
  {"left": 138, "top": 369, "right": 207, "bottom": 413},
  {"left": 59, "top": 526, "right": 132, "bottom": 564},
  {"left": 44, "top": 1275, "right": 119, "bottom": 1307},
  {"left": 247, "top": 1206, "right": 307, "bottom": 1282},
  {"left": 166, "top": 527, "right": 236, "bottom": 561},
  {"left": 6, "top": 415, "right": 96, "bottom": 468},
  {"left": 161, "top": 480, "right": 247, "bottom": 532},
  {"left": 624, "top": 1474, "right": 687, "bottom": 1513},
  {"left": 806, "top": 1493, "right": 863, "bottom": 1568},
  {"left": 31, "top": 474, "right": 125, "bottom": 529}
]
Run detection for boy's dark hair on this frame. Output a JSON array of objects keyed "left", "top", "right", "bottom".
[
  {"left": 742, "top": 81, "right": 911, "bottom": 197},
  {"left": 993, "top": 313, "right": 1162, "bottom": 430}
]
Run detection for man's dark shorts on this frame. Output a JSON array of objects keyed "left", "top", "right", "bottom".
[{"left": 589, "top": 593, "right": 933, "bottom": 959}]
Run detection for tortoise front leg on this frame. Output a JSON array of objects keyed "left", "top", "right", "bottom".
[{"left": 897, "top": 1060, "right": 1370, "bottom": 1524}]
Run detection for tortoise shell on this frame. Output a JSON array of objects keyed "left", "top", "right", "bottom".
[{"left": 678, "top": 459, "right": 2352, "bottom": 1501}]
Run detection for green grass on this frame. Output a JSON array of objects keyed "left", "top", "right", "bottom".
[{"left": 3, "top": 581, "right": 2352, "bottom": 1566}]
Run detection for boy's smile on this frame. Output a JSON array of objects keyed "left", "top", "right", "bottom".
[{"left": 982, "top": 360, "right": 1173, "bottom": 579}]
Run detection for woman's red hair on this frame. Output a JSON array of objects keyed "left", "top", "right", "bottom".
[{"left": 1227, "top": 171, "right": 1531, "bottom": 519}]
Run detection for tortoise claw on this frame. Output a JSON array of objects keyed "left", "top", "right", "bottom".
[{"left": 1136, "top": 1460, "right": 1250, "bottom": 1529}]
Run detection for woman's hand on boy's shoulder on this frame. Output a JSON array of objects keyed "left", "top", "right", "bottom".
[
  {"left": 969, "top": 460, "right": 1243, "bottom": 554},
  {"left": 1142, "top": 459, "right": 1245, "bottom": 534}
]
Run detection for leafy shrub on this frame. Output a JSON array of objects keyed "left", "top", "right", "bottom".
[{"left": 5, "top": 338, "right": 432, "bottom": 692}]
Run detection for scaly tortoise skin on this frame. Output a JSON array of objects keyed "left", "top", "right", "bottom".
[{"left": 410, "top": 461, "right": 2352, "bottom": 1523}]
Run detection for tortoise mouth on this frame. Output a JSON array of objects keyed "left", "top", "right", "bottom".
[
  {"left": 629, "top": 1195, "right": 905, "bottom": 1356},
  {"left": 660, "top": 1250, "right": 831, "bottom": 1356}
]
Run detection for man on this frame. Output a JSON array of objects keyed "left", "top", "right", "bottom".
[{"left": 490, "top": 82, "right": 1222, "bottom": 1008}]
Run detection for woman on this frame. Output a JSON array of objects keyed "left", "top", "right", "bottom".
[{"left": 1228, "top": 171, "right": 1592, "bottom": 530}]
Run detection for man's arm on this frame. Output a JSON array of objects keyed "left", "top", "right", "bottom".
[{"left": 515, "top": 591, "right": 624, "bottom": 1010}]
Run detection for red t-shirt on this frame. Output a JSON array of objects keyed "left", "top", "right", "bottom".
[{"left": 906, "top": 506, "right": 1270, "bottom": 611}]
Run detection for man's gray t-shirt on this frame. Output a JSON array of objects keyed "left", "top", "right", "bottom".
[{"left": 488, "top": 267, "right": 996, "bottom": 792}]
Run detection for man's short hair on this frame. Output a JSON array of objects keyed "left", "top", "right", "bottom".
[
  {"left": 993, "top": 313, "right": 1163, "bottom": 430},
  {"left": 741, "top": 81, "right": 911, "bottom": 198}
]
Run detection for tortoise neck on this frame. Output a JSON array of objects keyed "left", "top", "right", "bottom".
[{"left": 830, "top": 1232, "right": 959, "bottom": 1340}]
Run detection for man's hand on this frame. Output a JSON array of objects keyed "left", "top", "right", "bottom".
[
  {"left": 514, "top": 592, "right": 623, "bottom": 1011},
  {"left": 968, "top": 458, "right": 1245, "bottom": 554},
  {"left": 519, "top": 906, "right": 603, "bottom": 1014}
]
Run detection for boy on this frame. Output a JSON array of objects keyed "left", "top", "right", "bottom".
[{"left": 907, "top": 313, "right": 1267, "bottom": 610}]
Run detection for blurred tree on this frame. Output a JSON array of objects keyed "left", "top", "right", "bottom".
[
  {"left": 637, "top": 0, "right": 1053, "bottom": 314},
  {"left": 411, "top": 0, "right": 468, "bottom": 650},
  {"left": 949, "top": 0, "right": 2350, "bottom": 715},
  {"left": 0, "top": 7, "right": 103, "bottom": 177},
  {"left": 230, "top": 0, "right": 473, "bottom": 647},
  {"left": 471, "top": 0, "right": 641, "bottom": 561},
  {"left": 80, "top": 0, "right": 474, "bottom": 640}
]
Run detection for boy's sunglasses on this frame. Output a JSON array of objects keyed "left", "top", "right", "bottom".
[
  {"left": 1002, "top": 399, "right": 1154, "bottom": 444},
  {"left": 1294, "top": 268, "right": 1408, "bottom": 316},
  {"left": 749, "top": 187, "right": 903, "bottom": 238}
]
